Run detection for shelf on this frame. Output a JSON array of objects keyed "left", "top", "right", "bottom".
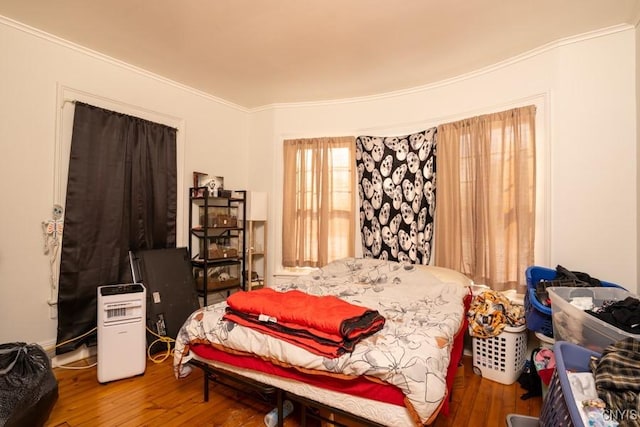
[
  {"left": 191, "top": 258, "right": 241, "bottom": 266},
  {"left": 246, "top": 216, "right": 267, "bottom": 291},
  {"left": 191, "top": 227, "right": 243, "bottom": 238},
  {"left": 188, "top": 187, "right": 247, "bottom": 306},
  {"left": 195, "top": 277, "right": 242, "bottom": 294},
  {"left": 249, "top": 281, "right": 265, "bottom": 290}
]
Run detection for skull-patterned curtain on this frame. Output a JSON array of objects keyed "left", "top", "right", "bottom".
[{"left": 356, "top": 128, "right": 436, "bottom": 264}]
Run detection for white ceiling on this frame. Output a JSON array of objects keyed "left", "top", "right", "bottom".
[{"left": 1, "top": 0, "right": 639, "bottom": 109}]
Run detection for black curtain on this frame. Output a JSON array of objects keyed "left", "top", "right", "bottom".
[{"left": 56, "top": 102, "right": 177, "bottom": 354}]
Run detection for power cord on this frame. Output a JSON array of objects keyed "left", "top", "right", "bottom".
[
  {"left": 43, "top": 325, "right": 176, "bottom": 370},
  {"left": 43, "top": 327, "right": 98, "bottom": 370},
  {"left": 146, "top": 326, "right": 175, "bottom": 364}
]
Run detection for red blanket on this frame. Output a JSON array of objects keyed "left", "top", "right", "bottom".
[
  {"left": 223, "top": 288, "right": 385, "bottom": 358},
  {"left": 191, "top": 344, "right": 406, "bottom": 406}
]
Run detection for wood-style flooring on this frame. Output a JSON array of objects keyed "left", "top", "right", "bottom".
[{"left": 45, "top": 354, "right": 542, "bottom": 427}]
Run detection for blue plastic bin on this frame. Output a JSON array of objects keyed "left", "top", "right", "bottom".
[
  {"left": 539, "top": 341, "right": 601, "bottom": 427},
  {"left": 524, "top": 266, "right": 623, "bottom": 337}
]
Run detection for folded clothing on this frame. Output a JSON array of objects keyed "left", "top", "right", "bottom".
[
  {"left": 223, "top": 288, "right": 386, "bottom": 358},
  {"left": 587, "top": 297, "right": 640, "bottom": 334}
]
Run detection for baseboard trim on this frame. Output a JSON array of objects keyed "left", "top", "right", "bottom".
[{"left": 46, "top": 344, "right": 97, "bottom": 368}]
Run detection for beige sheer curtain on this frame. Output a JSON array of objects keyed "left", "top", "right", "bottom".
[
  {"left": 282, "top": 136, "right": 356, "bottom": 267},
  {"left": 435, "top": 105, "right": 536, "bottom": 291}
]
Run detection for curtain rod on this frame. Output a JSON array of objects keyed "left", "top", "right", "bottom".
[{"left": 61, "top": 99, "right": 179, "bottom": 132}]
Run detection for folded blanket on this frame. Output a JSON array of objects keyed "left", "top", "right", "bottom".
[{"left": 223, "top": 288, "right": 385, "bottom": 358}]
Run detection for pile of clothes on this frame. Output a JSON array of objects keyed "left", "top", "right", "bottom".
[
  {"left": 572, "top": 338, "right": 640, "bottom": 427},
  {"left": 590, "top": 338, "right": 640, "bottom": 427},
  {"left": 518, "top": 347, "right": 556, "bottom": 400},
  {"left": 535, "top": 264, "right": 603, "bottom": 307},
  {"left": 588, "top": 297, "right": 640, "bottom": 335},
  {"left": 223, "top": 287, "right": 386, "bottom": 358},
  {"left": 467, "top": 290, "right": 525, "bottom": 338}
]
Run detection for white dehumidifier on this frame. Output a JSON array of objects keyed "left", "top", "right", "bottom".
[{"left": 97, "top": 283, "right": 147, "bottom": 383}]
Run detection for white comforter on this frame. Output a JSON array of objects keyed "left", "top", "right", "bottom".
[{"left": 174, "top": 258, "right": 470, "bottom": 424}]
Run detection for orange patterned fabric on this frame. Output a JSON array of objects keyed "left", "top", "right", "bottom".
[{"left": 466, "top": 290, "right": 525, "bottom": 338}]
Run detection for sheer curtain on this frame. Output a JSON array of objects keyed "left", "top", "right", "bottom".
[
  {"left": 435, "top": 105, "right": 536, "bottom": 291},
  {"left": 282, "top": 136, "right": 356, "bottom": 267},
  {"left": 56, "top": 102, "right": 177, "bottom": 354}
]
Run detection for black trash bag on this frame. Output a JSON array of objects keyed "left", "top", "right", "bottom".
[{"left": 0, "top": 342, "right": 59, "bottom": 427}]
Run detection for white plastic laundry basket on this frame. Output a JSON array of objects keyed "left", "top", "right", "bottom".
[{"left": 472, "top": 324, "right": 528, "bottom": 385}]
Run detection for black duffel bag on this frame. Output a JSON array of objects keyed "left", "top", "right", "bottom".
[{"left": 0, "top": 343, "right": 58, "bottom": 427}]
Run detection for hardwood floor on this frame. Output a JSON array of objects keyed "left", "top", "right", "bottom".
[{"left": 46, "top": 355, "right": 542, "bottom": 427}]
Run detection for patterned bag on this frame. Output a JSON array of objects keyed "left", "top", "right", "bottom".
[{"left": 517, "top": 348, "right": 543, "bottom": 400}]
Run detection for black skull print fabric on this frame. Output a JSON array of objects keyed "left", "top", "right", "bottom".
[{"left": 356, "top": 128, "right": 436, "bottom": 264}]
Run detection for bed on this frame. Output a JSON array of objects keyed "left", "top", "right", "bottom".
[{"left": 173, "top": 257, "right": 473, "bottom": 426}]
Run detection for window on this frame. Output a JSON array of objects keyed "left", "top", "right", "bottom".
[
  {"left": 56, "top": 101, "right": 178, "bottom": 354},
  {"left": 435, "top": 105, "right": 536, "bottom": 291},
  {"left": 282, "top": 136, "right": 356, "bottom": 267}
]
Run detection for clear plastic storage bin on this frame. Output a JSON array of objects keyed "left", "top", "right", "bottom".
[{"left": 524, "top": 266, "right": 622, "bottom": 337}]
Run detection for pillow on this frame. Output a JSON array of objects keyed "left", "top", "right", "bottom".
[{"left": 415, "top": 265, "right": 473, "bottom": 287}]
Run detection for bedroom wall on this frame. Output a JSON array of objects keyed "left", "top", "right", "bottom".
[
  {"left": 1, "top": 16, "right": 636, "bottom": 353},
  {"left": 0, "top": 18, "right": 250, "bottom": 349},
  {"left": 249, "top": 26, "right": 638, "bottom": 294}
]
